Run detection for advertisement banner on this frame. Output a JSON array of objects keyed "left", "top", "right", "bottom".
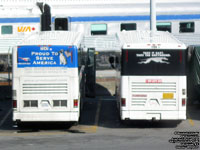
[{"left": 17, "top": 45, "right": 78, "bottom": 68}]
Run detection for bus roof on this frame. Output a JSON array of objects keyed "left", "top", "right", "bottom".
[
  {"left": 118, "top": 30, "right": 187, "bottom": 50},
  {"left": 18, "top": 31, "right": 83, "bottom": 46}
]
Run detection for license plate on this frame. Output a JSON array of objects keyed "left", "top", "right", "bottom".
[{"left": 163, "top": 93, "right": 174, "bottom": 99}]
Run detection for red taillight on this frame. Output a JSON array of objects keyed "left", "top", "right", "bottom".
[
  {"left": 74, "top": 99, "right": 78, "bottom": 108},
  {"left": 126, "top": 50, "right": 128, "bottom": 62},
  {"left": 13, "top": 100, "right": 17, "bottom": 108},
  {"left": 182, "top": 98, "right": 186, "bottom": 106},
  {"left": 121, "top": 98, "right": 126, "bottom": 107}
]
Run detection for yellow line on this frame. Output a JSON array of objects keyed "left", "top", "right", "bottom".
[
  {"left": 79, "top": 125, "right": 98, "bottom": 133},
  {"left": 95, "top": 99, "right": 101, "bottom": 126},
  {"left": 187, "top": 113, "right": 195, "bottom": 126},
  {"left": 188, "top": 119, "right": 195, "bottom": 126}
]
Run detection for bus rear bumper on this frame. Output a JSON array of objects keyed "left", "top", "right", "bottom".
[
  {"left": 121, "top": 110, "right": 186, "bottom": 120},
  {"left": 13, "top": 111, "right": 79, "bottom": 122}
]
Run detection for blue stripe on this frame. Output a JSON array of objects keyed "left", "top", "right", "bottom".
[
  {"left": 0, "top": 17, "right": 40, "bottom": 23},
  {"left": 157, "top": 14, "right": 200, "bottom": 20},
  {"left": 0, "top": 14, "right": 200, "bottom": 23},
  {"left": 71, "top": 14, "right": 200, "bottom": 22},
  {"left": 71, "top": 16, "right": 150, "bottom": 22}
]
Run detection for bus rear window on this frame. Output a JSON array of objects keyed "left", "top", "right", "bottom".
[{"left": 121, "top": 49, "right": 186, "bottom": 76}]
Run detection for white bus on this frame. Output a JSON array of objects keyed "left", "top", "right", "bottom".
[
  {"left": 12, "top": 31, "right": 86, "bottom": 125},
  {"left": 115, "top": 30, "right": 187, "bottom": 121}
]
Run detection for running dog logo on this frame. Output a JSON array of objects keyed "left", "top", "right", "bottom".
[
  {"left": 138, "top": 57, "right": 170, "bottom": 64},
  {"left": 59, "top": 49, "right": 73, "bottom": 65}
]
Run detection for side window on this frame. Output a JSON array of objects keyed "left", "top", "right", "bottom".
[
  {"left": 179, "top": 22, "right": 194, "bottom": 33},
  {"left": 91, "top": 24, "right": 107, "bottom": 35},
  {"left": 55, "top": 18, "right": 68, "bottom": 30},
  {"left": 121, "top": 23, "right": 136, "bottom": 31},
  {"left": 156, "top": 22, "right": 171, "bottom": 32},
  {"left": 1, "top": 25, "right": 13, "bottom": 34}
]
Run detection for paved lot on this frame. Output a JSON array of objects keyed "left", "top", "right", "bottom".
[{"left": 0, "top": 83, "right": 199, "bottom": 150}]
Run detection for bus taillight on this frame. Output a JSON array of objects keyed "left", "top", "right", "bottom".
[
  {"left": 182, "top": 98, "right": 186, "bottom": 106},
  {"left": 13, "top": 100, "right": 17, "bottom": 108},
  {"left": 74, "top": 99, "right": 78, "bottom": 108},
  {"left": 121, "top": 98, "right": 126, "bottom": 107},
  {"left": 126, "top": 50, "right": 128, "bottom": 62}
]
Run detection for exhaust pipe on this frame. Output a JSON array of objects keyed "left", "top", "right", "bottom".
[
  {"left": 150, "top": 0, "right": 156, "bottom": 32},
  {"left": 150, "top": 0, "right": 156, "bottom": 38},
  {"left": 37, "top": 2, "right": 51, "bottom": 31}
]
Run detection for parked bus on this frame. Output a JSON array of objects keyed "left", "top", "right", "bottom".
[
  {"left": 12, "top": 31, "right": 86, "bottom": 125},
  {"left": 115, "top": 30, "right": 187, "bottom": 121}
]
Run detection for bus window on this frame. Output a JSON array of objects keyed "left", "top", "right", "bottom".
[
  {"left": 1, "top": 25, "right": 13, "bottom": 34},
  {"left": 55, "top": 18, "right": 68, "bottom": 30},
  {"left": 179, "top": 22, "right": 194, "bottom": 33},
  {"left": 157, "top": 22, "right": 171, "bottom": 32},
  {"left": 121, "top": 23, "right": 136, "bottom": 31},
  {"left": 91, "top": 24, "right": 107, "bottom": 35}
]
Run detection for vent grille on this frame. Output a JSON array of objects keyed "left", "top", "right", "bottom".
[
  {"left": 22, "top": 83, "right": 68, "bottom": 94},
  {"left": 131, "top": 82, "right": 176, "bottom": 93},
  {"left": 24, "top": 100, "right": 38, "bottom": 107},
  {"left": 131, "top": 82, "right": 177, "bottom": 107},
  {"left": 131, "top": 98, "right": 147, "bottom": 106},
  {"left": 53, "top": 100, "right": 67, "bottom": 107}
]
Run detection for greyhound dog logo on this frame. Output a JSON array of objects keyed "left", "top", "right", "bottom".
[
  {"left": 138, "top": 57, "right": 170, "bottom": 64},
  {"left": 59, "top": 49, "right": 72, "bottom": 65}
]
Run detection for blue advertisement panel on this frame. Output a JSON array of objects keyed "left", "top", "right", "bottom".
[{"left": 17, "top": 45, "right": 78, "bottom": 68}]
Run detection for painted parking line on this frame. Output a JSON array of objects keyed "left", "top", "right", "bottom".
[
  {"left": 0, "top": 108, "right": 12, "bottom": 127},
  {"left": 188, "top": 119, "right": 195, "bottom": 126},
  {"left": 77, "top": 125, "right": 98, "bottom": 133},
  {"left": 95, "top": 99, "right": 102, "bottom": 126},
  {"left": 187, "top": 113, "right": 194, "bottom": 126}
]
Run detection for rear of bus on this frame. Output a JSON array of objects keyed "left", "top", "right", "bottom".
[
  {"left": 12, "top": 45, "right": 80, "bottom": 124},
  {"left": 119, "top": 47, "right": 187, "bottom": 121}
]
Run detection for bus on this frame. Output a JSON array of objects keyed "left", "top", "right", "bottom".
[
  {"left": 12, "top": 31, "right": 86, "bottom": 125},
  {"left": 115, "top": 30, "right": 187, "bottom": 121}
]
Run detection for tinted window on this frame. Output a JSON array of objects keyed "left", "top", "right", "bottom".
[
  {"left": 121, "top": 49, "right": 186, "bottom": 76},
  {"left": 91, "top": 24, "right": 107, "bottom": 35},
  {"left": 179, "top": 22, "right": 194, "bottom": 33},
  {"left": 1, "top": 25, "right": 13, "bottom": 34},
  {"left": 55, "top": 18, "right": 68, "bottom": 30},
  {"left": 157, "top": 22, "right": 171, "bottom": 32},
  {"left": 121, "top": 23, "right": 136, "bottom": 31}
]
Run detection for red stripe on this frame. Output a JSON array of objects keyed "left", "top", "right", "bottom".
[{"left": 126, "top": 50, "right": 128, "bottom": 62}]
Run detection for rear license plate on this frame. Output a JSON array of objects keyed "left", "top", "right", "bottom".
[{"left": 163, "top": 93, "right": 174, "bottom": 99}]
